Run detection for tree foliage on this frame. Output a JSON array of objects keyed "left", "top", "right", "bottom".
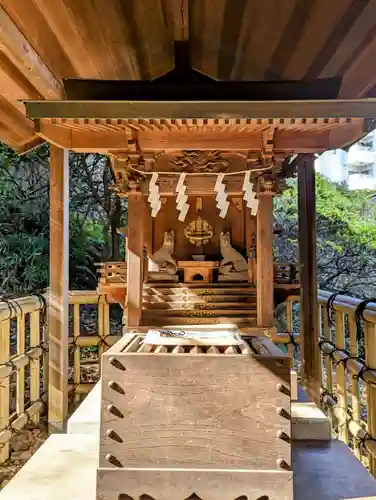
[
  {"left": 0, "top": 143, "right": 125, "bottom": 295},
  {"left": 274, "top": 174, "right": 376, "bottom": 296},
  {"left": 1, "top": 142, "right": 376, "bottom": 299}
]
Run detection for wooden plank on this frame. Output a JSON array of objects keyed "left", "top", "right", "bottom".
[
  {"left": 29, "top": 311, "right": 40, "bottom": 424},
  {"left": 48, "top": 145, "right": 69, "bottom": 430},
  {"left": 0, "top": 95, "right": 34, "bottom": 137},
  {"left": 334, "top": 310, "right": 348, "bottom": 444},
  {"left": 284, "top": 0, "right": 353, "bottom": 80},
  {"left": 257, "top": 194, "right": 274, "bottom": 326},
  {"left": 73, "top": 303, "right": 80, "bottom": 403},
  {"left": 24, "top": 98, "right": 376, "bottom": 120},
  {"left": 36, "top": 122, "right": 129, "bottom": 151},
  {"left": 298, "top": 155, "right": 320, "bottom": 404},
  {"left": 0, "top": 319, "right": 10, "bottom": 462},
  {"left": 97, "top": 468, "right": 293, "bottom": 500},
  {"left": 0, "top": 0, "right": 77, "bottom": 78},
  {"left": 126, "top": 189, "right": 144, "bottom": 326},
  {"left": 365, "top": 322, "right": 376, "bottom": 475},
  {"left": 0, "top": 6, "right": 62, "bottom": 99},
  {"left": 348, "top": 314, "right": 361, "bottom": 459},
  {"left": 16, "top": 315, "right": 25, "bottom": 415},
  {"left": 100, "top": 354, "right": 291, "bottom": 470},
  {"left": 340, "top": 35, "right": 376, "bottom": 97},
  {"left": 162, "top": 0, "right": 189, "bottom": 41}
]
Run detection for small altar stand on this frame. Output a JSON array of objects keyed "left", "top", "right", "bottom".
[
  {"left": 178, "top": 260, "right": 219, "bottom": 283},
  {"left": 97, "top": 328, "right": 293, "bottom": 500}
]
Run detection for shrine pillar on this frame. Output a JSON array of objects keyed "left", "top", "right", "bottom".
[
  {"left": 48, "top": 145, "right": 69, "bottom": 431},
  {"left": 256, "top": 186, "right": 274, "bottom": 326},
  {"left": 298, "top": 155, "right": 320, "bottom": 403},
  {"left": 126, "top": 182, "right": 145, "bottom": 327}
]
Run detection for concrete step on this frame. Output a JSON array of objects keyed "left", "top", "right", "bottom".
[
  {"left": 3, "top": 433, "right": 376, "bottom": 500},
  {"left": 291, "top": 387, "right": 331, "bottom": 441}
]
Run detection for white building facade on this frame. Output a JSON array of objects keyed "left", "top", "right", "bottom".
[{"left": 315, "top": 130, "right": 376, "bottom": 190}]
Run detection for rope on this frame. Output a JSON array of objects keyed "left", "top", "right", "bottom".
[
  {"left": 355, "top": 298, "right": 376, "bottom": 358},
  {"left": 326, "top": 291, "right": 349, "bottom": 327},
  {"left": 128, "top": 164, "right": 274, "bottom": 177}
]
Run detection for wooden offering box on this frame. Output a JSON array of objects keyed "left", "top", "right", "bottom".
[{"left": 97, "top": 333, "right": 293, "bottom": 500}]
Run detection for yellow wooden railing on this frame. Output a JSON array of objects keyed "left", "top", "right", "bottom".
[
  {"left": 0, "top": 290, "right": 121, "bottom": 464},
  {"left": 280, "top": 291, "right": 376, "bottom": 475},
  {"left": 68, "top": 291, "right": 120, "bottom": 398},
  {"left": 2, "top": 287, "right": 376, "bottom": 474},
  {"left": 0, "top": 295, "right": 47, "bottom": 463}
]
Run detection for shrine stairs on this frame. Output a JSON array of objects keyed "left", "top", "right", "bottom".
[{"left": 141, "top": 282, "right": 257, "bottom": 327}]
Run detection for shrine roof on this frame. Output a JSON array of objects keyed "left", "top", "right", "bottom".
[
  {"left": 2, "top": 1, "right": 376, "bottom": 151},
  {"left": 23, "top": 100, "right": 375, "bottom": 156}
]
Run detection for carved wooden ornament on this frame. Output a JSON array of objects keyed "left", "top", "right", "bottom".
[{"left": 170, "top": 150, "right": 230, "bottom": 173}]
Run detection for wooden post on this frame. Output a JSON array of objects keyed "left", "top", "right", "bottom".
[
  {"left": 126, "top": 183, "right": 144, "bottom": 326},
  {"left": 256, "top": 194, "right": 274, "bottom": 326},
  {"left": 48, "top": 145, "right": 69, "bottom": 431},
  {"left": 298, "top": 156, "right": 320, "bottom": 403}
]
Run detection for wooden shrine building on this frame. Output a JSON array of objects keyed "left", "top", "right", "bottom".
[{"left": 2, "top": 1, "right": 376, "bottom": 498}]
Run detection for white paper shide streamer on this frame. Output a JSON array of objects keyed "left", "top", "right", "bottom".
[
  {"left": 176, "top": 173, "right": 189, "bottom": 222},
  {"left": 215, "top": 174, "right": 229, "bottom": 219},
  {"left": 148, "top": 173, "right": 161, "bottom": 218},
  {"left": 242, "top": 171, "right": 259, "bottom": 215}
]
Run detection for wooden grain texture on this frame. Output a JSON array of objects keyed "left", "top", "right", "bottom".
[
  {"left": 298, "top": 156, "right": 320, "bottom": 404},
  {"left": 100, "top": 353, "right": 291, "bottom": 470},
  {"left": 97, "top": 468, "right": 293, "bottom": 500},
  {"left": 48, "top": 145, "right": 69, "bottom": 429},
  {"left": 29, "top": 310, "right": 40, "bottom": 424},
  {"left": 334, "top": 310, "right": 348, "bottom": 445},
  {"left": 256, "top": 194, "right": 274, "bottom": 326},
  {"left": 126, "top": 191, "right": 144, "bottom": 326},
  {"left": 0, "top": 319, "right": 10, "bottom": 462},
  {"left": 0, "top": 5, "right": 62, "bottom": 99}
]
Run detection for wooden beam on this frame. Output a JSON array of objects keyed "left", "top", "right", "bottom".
[
  {"left": 0, "top": 6, "right": 62, "bottom": 99},
  {"left": 126, "top": 188, "right": 145, "bottom": 326},
  {"left": 139, "top": 130, "right": 263, "bottom": 151},
  {"left": 298, "top": 156, "right": 320, "bottom": 404},
  {"left": 35, "top": 122, "right": 129, "bottom": 151},
  {"left": 48, "top": 145, "right": 69, "bottom": 431},
  {"left": 256, "top": 194, "right": 274, "bottom": 326},
  {"left": 0, "top": 95, "right": 34, "bottom": 137},
  {"left": 24, "top": 98, "right": 376, "bottom": 121}
]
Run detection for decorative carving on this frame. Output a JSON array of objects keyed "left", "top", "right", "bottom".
[
  {"left": 184, "top": 217, "right": 214, "bottom": 246},
  {"left": 218, "top": 231, "right": 248, "bottom": 281},
  {"left": 170, "top": 150, "right": 230, "bottom": 173},
  {"left": 149, "top": 230, "right": 178, "bottom": 278}
]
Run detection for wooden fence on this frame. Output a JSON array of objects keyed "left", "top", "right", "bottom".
[
  {"left": 280, "top": 291, "right": 376, "bottom": 475},
  {"left": 0, "top": 290, "right": 121, "bottom": 464},
  {"left": 0, "top": 295, "right": 47, "bottom": 463},
  {"left": 1, "top": 288, "right": 376, "bottom": 475}
]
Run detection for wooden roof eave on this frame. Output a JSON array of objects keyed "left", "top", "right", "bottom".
[{"left": 23, "top": 98, "right": 376, "bottom": 121}]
